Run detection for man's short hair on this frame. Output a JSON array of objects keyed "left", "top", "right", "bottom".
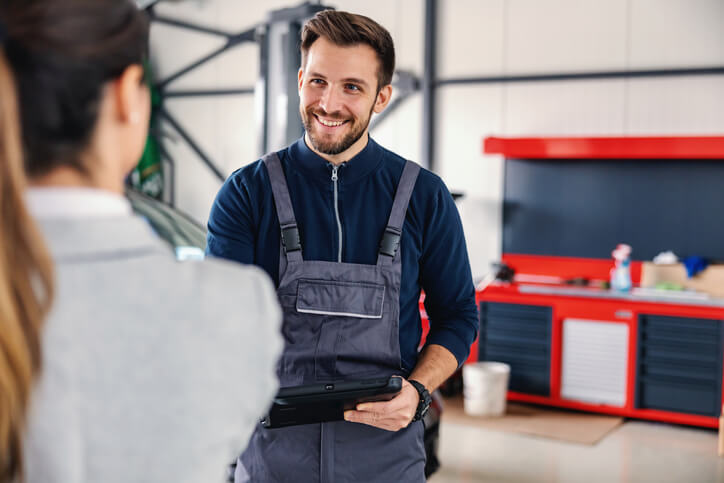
[{"left": 300, "top": 10, "right": 395, "bottom": 91}]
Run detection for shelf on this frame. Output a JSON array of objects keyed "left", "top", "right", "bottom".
[{"left": 483, "top": 136, "right": 724, "bottom": 159}]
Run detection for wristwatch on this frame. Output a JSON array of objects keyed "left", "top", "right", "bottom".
[{"left": 408, "top": 379, "right": 432, "bottom": 422}]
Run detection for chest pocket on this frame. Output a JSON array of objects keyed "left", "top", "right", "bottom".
[{"left": 296, "top": 279, "right": 385, "bottom": 319}]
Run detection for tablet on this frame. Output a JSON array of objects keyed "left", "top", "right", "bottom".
[{"left": 261, "top": 376, "right": 403, "bottom": 429}]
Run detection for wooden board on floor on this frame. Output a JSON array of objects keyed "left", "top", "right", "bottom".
[{"left": 441, "top": 396, "right": 624, "bottom": 445}]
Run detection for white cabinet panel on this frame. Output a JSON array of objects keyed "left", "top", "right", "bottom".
[
  {"left": 436, "top": 85, "right": 504, "bottom": 196},
  {"left": 456, "top": 195, "right": 503, "bottom": 280},
  {"left": 435, "top": 85, "right": 504, "bottom": 279},
  {"left": 561, "top": 319, "right": 629, "bottom": 407},
  {"left": 506, "top": 0, "right": 628, "bottom": 73},
  {"left": 370, "top": 93, "right": 423, "bottom": 166},
  {"left": 630, "top": 0, "right": 724, "bottom": 69},
  {"left": 504, "top": 80, "right": 626, "bottom": 136},
  {"left": 333, "top": 0, "right": 424, "bottom": 74},
  {"left": 150, "top": 23, "right": 229, "bottom": 90},
  {"left": 626, "top": 76, "right": 724, "bottom": 134},
  {"left": 438, "top": 0, "right": 505, "bottom": 78}
]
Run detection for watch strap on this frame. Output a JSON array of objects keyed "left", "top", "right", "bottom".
[{"left": 408, "top": 379, "right": 431, "bottom": 422}]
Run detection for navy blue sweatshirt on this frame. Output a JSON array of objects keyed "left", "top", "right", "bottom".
[{"left": 206, "top": 137, "right": 478, "bottom": 371}]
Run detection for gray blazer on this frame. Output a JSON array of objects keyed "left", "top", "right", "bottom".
[{"left": 23, "top": 214, "right": 282, "bottom": 483}]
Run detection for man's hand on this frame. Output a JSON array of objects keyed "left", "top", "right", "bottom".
[
  {"left": 343, "top": 345, "right": 457, "bottom": 431},
  {"left": 343, "top": 377, "right": 419, "bottom": 432}
]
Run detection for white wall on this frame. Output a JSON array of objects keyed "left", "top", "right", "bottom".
[{"left": 150, "top": 0, "right": 724, "bottom": 278}]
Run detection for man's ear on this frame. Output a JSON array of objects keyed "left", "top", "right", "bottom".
[
  {"left": 115, "top": 64, "right": 145, "bottom": 124},
  {"left": 298, "top": 68, "right": 304, "bottom": 92},
  {"left": 373, "top": 84, "right": 393, "bottom": 114}
]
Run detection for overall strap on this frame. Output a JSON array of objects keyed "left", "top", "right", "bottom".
[
  {"left": 377, "top": 161, "right": 421, "bottom": 266},
  {"left": 263, "top": 152, "right": 303, "bottom": 264}
]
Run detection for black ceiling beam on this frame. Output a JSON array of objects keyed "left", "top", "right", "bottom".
[
  {"left": 422, "top": 0, "right": 437, "bottom": 172},
  {"left": 437, "top": 66, "right": 724, "bottom": 86}
]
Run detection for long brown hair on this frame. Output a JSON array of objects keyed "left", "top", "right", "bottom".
[{"left": 0, "top": 47, "right": 54, "bottom": 481}]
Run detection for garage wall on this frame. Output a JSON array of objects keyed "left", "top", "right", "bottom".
[
  {"left": 150, "top": 0, "right": 724, "bottom": 278},
  {"left": 149, "top": 0, "right": 423, "bottom": 224},
  {"left": 437, "top": 0, "right": 724, "bottom": 278}
]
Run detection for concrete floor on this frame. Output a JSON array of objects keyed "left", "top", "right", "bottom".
[{"left": 429, "top": 419, "right": 724, "bottom": 483}]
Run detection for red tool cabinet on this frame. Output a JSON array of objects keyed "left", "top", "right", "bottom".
[
  {"left": 475, "top": 254, "right": 724, "bottom": 428},
  {"left": 427, "top": 135, "right": 724, "bottom": 428}
]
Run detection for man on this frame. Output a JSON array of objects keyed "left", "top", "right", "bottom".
[{"left": 207, "top": 10, "right": 478, "bottom": 482}]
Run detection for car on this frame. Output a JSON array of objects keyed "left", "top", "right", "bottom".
[
  {"left": 126, "top": 187, "right": 442, "bottom": 478},
  {"left": 126, "top": 188, "right": 207, "bottom": 261}
]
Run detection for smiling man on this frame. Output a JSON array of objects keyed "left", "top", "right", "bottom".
[{"left": 206, "top": 10, "right": 478, "bottom": 482}]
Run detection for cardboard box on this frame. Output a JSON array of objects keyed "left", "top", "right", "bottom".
[{"left": 640, "top": 262, "right": 724, "bottom": 299}]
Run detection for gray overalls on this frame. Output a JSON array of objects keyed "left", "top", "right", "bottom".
[{"left": 238, "top": 153, "right": 426, "bottom": 482}]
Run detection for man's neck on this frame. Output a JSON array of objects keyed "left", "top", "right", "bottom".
[{"left": 305, "top": 131, "right": 370, "bottom": 166}]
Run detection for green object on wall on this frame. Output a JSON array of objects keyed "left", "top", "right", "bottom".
[{"left": 130, "top": 60, "right": 163, "bottom": 199}]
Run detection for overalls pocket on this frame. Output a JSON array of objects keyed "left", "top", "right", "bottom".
[
  {"left": 296, "top": 279, "right": 385, "bottom": 318},
  {"left": 297, "top": 279, "right": 392, "bottom": 379}
]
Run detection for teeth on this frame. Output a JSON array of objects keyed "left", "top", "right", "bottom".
[{"left": 318, "top": 117, "right": 344, "bottom": 127}]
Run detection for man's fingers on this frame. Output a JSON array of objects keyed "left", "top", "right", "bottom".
[
  {"left": 356, "top": 386, "right": 409, "bottom": 412},
  {"left": 344, "top": 409, "right": 379, "bottom": 425},
  {"left": 356, "top": 399, "right": 391, "bottom": 412},
  {"left": 344, "top": 408, "right": 411, "bottom": 431},
  {"left": 344, "top": 410, "right": 399, "bottom": 431}
]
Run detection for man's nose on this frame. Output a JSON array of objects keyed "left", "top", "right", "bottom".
[{"left": 318, "top": 86, "right": 342, "bottom": 114}]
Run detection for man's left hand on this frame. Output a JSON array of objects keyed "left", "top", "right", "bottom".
[{"left": 343, "top": 377, "right": 419, "bottom": 431}]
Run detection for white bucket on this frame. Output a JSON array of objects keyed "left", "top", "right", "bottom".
[{"left": 462, "top": 362, "right": 511, "bottom": 417}]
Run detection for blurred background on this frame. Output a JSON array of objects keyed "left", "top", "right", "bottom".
[{"left": 139, "top": 0, "right": 724, "bottom": 279}]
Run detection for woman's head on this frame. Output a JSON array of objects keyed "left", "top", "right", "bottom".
[
  {"left": 0, "top": 0, "right": 148, "bottom": 477},
  {"left": 2, "top": 0, "right": 150, "bottom": 188}
]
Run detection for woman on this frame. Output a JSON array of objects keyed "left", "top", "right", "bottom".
[
  {"left": 0, "top": 32, "right": 54, "bottom": 482},
  {"left": 0, "top": 1, "right": 282, "bottom": 482}
]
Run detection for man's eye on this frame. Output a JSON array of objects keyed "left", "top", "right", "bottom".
[
  {"left": 346, "top": 84, "right": 361, "bottom": 92},
  {"left": 310, "top": 79, "right": 325, "bottom": 85}
]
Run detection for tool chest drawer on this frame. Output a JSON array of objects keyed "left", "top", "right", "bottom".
[
  {"left": 636, "top": 314, "right": 724, "bottom": 416},
  {"left": 479, "top": 302, "right": 552, "bottom": 396}
]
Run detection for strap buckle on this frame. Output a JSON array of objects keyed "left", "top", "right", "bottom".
[
  {"left": 281, "top": 225, "right": 301, "bottom": 253},
  {"left": 379, "top": 227, "right": 401, "bottom": 258}
]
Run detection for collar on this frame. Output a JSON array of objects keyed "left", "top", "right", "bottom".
[
  {"left": 26, "top": 187, "right": 133, "bottom": 219},
  {"left": 287, "top": 135, "right": 384, "bottom": 184}
]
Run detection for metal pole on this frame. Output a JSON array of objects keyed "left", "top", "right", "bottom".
[
  {"left": 437, "top": 66, "right": 724, "bottom": 86},
  {"left": 163, "top": 88, "right": 254, "bottom": 98},
  {"left": 156, "top": 28, "right": 256, "bottom": 90},
  {"left": 151, "top": 14, "right": 235, "bottom": 38},
  {"left": 158, "top": 108, "right": 226, "bottom": 182},
  {"left": 257, "top": 26, "right": 269, "bottom": 157},
  {"left": 422, "top": 0, "right": 437, "bottom": 171}
]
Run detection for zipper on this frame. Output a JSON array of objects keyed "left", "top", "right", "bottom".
[{"left": 331, "top": 165, "right": 342, "bottom": 262}]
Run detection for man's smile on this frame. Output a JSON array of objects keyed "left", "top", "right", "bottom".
[{"left": 314, "top": 114, "right": 349, "bottom": 128}]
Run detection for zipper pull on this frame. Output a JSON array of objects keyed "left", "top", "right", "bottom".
[{"left": 331, "top": 165, "right": 339, "bottom": 181}]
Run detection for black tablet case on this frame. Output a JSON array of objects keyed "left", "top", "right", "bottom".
[{"left": 262, "top": 376, "right": 403, "bottom": 428}]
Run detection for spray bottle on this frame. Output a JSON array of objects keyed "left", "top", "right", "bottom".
[{"left": 610, "top": 244, "right": 632, "bottom": 292}]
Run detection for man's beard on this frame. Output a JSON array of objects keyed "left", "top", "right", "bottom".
[{"left": 301, "top": 104, "right": 374, "bottom": 156}]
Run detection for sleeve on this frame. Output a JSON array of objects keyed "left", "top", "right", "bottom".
[
  {"left": 419, "top": 180, "right": 479, "bottom": 367},
  {"left": 205, "top": 172, "right": 256, "bottom": 265},
  {"left": 229, "top": 267, "right": 283, "bottom": 452},
  {"left": 204, "top": 263, "right": 283, "bottom": 471},
  {"left": 23, "top": 329, "right": 84, "bottom": 483}
]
